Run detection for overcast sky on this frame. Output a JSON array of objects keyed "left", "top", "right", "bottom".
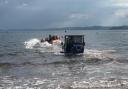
[{"left": 0, "top": 0, "right": 128, "bottom": 29}]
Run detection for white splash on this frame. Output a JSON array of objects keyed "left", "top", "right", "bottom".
[
  {"left": 24, "top": 38, "right": 62, "bottom": 53},
  {"left": 24, "top": 38, "right": 40, "bottom": 49}
]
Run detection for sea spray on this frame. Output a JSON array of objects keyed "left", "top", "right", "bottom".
[
  {"left": 24, "top": 38, "right": 61, "bottom": 53},
  {"left": 24, "top": 38, "right": 40, "bottom": 49}
]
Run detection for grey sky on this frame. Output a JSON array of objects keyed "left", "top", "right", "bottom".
[{"left": 0, "top": 0, "right": 128, "bottom": 29}]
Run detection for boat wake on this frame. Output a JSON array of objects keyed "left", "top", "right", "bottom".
[
  {"left": 24, "top": 38, "right": 116, "bottom": 60},
  {"left": 85, "top": 49, "right": 116, "bottom": 59}
]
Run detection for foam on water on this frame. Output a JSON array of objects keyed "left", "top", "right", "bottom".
[
  {"left": 24, "top": 38, "right": 116, "bottom": 61},
  {"left": 84, "top": 49, "right": 116, "bottom": 60},
  {"left": 24, "top": 38, "right": 41, "bottom": 49}
]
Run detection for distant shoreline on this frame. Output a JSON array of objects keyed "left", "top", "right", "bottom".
[{"left": 1, "top": 26, "right": 128, "bottom": 31}]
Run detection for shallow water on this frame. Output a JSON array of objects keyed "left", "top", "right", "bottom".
[{"left": 0, "top": 30, "right": 128, "bottom": 89}]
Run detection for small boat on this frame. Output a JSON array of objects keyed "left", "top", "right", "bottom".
[
  {"left": 62, "top": 35, "right": 85, "bottom": 54},
  {"left": 40, "top": 34, "right": 85, "bottom": 55}
]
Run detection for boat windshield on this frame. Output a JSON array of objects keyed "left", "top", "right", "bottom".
[{"left": 65, "top": 35, "right": 84, "bottom": 44}]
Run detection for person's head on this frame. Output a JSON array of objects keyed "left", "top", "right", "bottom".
[
  {"left": 45, "top": 38, "right": 48, "bottom": 41},
  {"left": 55, "top": 35, "right": 58, "bottom": 40},
  {"left": 41, "top": 38, "right": 44, "bottom": 42},
  {"left": 49, "top": 34, "right": 51, "bottom": 38},
  {"left": 52, "top": 36, "right": 56, "bottom": 40}
]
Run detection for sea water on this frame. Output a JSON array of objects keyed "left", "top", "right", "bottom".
[{"left": 0, "top": 30, "right": 128, "bottom": 89}]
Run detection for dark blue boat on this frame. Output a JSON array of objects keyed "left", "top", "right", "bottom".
[{"left": 62, "top": 35, "right": 85, "bottom": 54}]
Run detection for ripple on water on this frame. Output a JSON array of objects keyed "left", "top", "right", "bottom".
[
  {"left": 116, "top": 59, "right": 128, "bottom": 64},
  {"left": 0, "top": 76, "right": 128, "bottom": 89}
]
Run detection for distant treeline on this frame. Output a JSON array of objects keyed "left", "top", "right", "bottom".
[
  {"left": 1, "top": 26, "right": 128, "bottom": 31},
  {"left": 58, "top": 26, "right": 128, "bottom": 30}
]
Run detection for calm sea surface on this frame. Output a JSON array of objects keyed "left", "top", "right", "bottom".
[{"left": 0, "top": 30, "right": 128, "bottom": 89}]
